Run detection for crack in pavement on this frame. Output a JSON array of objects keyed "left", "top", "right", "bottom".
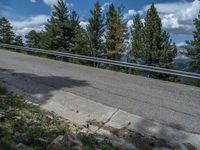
[{"left": 93, "top": 108, "right": 120, "bottom": 133}]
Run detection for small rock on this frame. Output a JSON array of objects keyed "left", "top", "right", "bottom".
[
  {"left": 80, "top": 128, "right": 89, "bottom": 134},
  {"left": 0, "top": 111, "right": 5, "bottom": 120},
  {"left": 46, "top": 115, "right": 53, "bottom": 124},
  {"left": 0, "top": 95, "right": 7, "bottom": 99},
  {"left": 15, "top": 116, "right": 22, "bottom": 120},
  {"left": 86, "top": 124, "right": 89, "bottom": 128},
  {"left": 48, "top": 135, "right": 64, "bottom": 150},
  {"left": 34, "top": 138, "right": 48, "bottom": 145},
  {"left": 16, "top": 143, "right": 25, "bottom": 148},
  {"left": 127, "top": 121, "right": 131, "bottom": 126},
  {"left": 47, "top": 133, "right": 83, "bottom": 150},
  {"left": 14, "top": 132, "right": 21, "bottom": 138}
]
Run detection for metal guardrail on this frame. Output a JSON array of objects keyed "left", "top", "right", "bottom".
[{"left": 1, "top": 43, "right": 200, "bottom": 79}]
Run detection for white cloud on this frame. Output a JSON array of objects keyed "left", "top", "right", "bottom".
[
  {"left": 127, "top": 20, "right": 133, "bottom": 28},
  {"left": 11, "top": 15, "right": 50, "bottom": 29},
  {"left": 176, "top": 42, "right": 186, "bottom": 47},
  {"left": 43, "top": 0, "right": 73, "bottom": 9},
  {"left": 124, "top": 10, "right": 136, "bottom": 20},
  {"left": 30, "top": 0, "right": 36, "bottom": 3},
  {"left": 144, "top": 1, "right": 189, "bottom": 13},
  {"left": 10, "top": 15, "right": 50, "bottom": 36},
  {"left": 101, "top": 2, "right": 111, "bottom": 11},
  {"left": 80, "top": 21, "right": 89, "bottom": 29},
  {"left": 43, "top": 0, "right": 58, "bottom": 6},
  {"left": 124, "top": 9, "right": 143, "bottom": 20},
  {"left": 144, "top": 0, "right": 200, "bottom": 35}
]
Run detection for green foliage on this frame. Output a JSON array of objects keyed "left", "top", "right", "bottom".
[
  {"left": 102, "top": 144, "right": 117, "bottom": 150},
  {"left": 129, "top": 3, "right": 178, "bottom": 80},
  {"left": 106, "top": 4, "right": 128, "bottom": 60},
  {"left": 25, "top": 30, "right": 41, "bottom": 48},
  {"left": 131, "top": 13, "right": 143, "bottom": 61},
  {"left": 45, "top": 0, "right": 76, "bottom": 51},
  {"left": 14, "top": 35, "right": 24, "bottom": 46},
  {"left": 0, "top": 17, "right": 15, "bottom": 44},
  {"left": 134, "top": 4, "right": 177, "bottom": 66},
  {"left": 87, "top": 1, "right": 105, "bottom": 57},
  {"left": 154, "top": 63, "right": 180, "bottom": 82},
  {"left": 186, "top": 11, "right": 200, "bottom": 73},
  {"left": 0, "top": 87, "right": 69, "bottom": 150},
  {"left": 78, "top": 134, "right": 117, "bottom": 150},
  {"left": 72, "top": 27, "right": 90, "bottom": 55},
  {"left": 0, "top": 85, "right": 117, "bottom": 149},
  {"left": 79, "top": 134, "right": 97, "bottom": 148},
  {"left": 69, "top": 11, "right": 80, "bottom": 51}
]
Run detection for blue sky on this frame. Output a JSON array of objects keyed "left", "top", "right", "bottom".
[{"left": 0, "top": 0, "right": 198, "bottom": 45}]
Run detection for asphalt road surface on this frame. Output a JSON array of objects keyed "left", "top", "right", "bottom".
[{"left": 1, "top": 49, "right": 200, "bottom": 134}]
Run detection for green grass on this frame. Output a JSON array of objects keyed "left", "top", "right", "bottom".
[
  {"left": 0, "top": 86, "right": 117, "bottom": 150},
  {"left": 0, "top": 90, "right": 69, "bottom": 150}
]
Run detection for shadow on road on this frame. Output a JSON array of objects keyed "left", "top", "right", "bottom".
[
  {"left": 133, "top": 118, "right": 196, "bottom": 150},
  {"left": 0, "top": 68, "right": 90, "bottom": 105}
]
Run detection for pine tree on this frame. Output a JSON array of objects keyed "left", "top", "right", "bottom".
[
  {"left": 0, "top": 17, "right": 15, "bottom": 44},
  {"left": 159, "top": 31, "right": 177, "bottom": 65},
  {"left": 69, "top": 10, "right": 80, "bottom": 51},
  {"left": 72, "top": 27, "right": 90, "bottom": 55},
  {"left": 87, "top": 1, "right": 105, "bottom": 57},
  {"left": 36, "top": 31, "right": 48, "bottom": 49},
  {"left": 186, "top": 11, "right": 200, "bottom": 73},
  {"left": 25, "top": 30, "right": 41, "bottom": 48},
  {"left": 131, "top": 14, "right": 143, "bottom": 62},
  {"left": 106, "top": 4, "right": 128, "bottom": 60},
  {"left": 14, "top": 35, "right": 24, "bottom": 46},
  {"left": 45, "top": 0, "right": 71, "bottom": 51},
  {"left": 142, "top": 4, "right": 177, "bottom": 66}
]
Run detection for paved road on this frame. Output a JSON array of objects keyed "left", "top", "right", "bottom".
[{"left": 1, "top": 49, "right": 200, "bottom": 134}]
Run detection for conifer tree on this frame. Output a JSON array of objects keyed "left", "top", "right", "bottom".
[
  {"left": 106, "top": 4, "right": 128, "bottom": 60},
  {"left": 45, "top": 0, "right": 71, "bottom": 51},
  {"left": 186, "top": 11, "right": 200, "bottom": 73},
  {"left": 72, "top": 27, "right": 90, "bottom": 55},
  {"left": 142, "top": 4, "right": 177, "bottom": 66},
  {"left": 0, "top": 17, "right": 15, "bottom": 44},
  {"left": 87, "top": 1, "right": 105, "bottom": 57},
  {"left": 131, "top": 14, "right": 143, "bottom": 62},
  {"left": 14, "top": 35, "right": 24, "bottom": 46},
  {"left": 25, "top": 30, "right": 41, "bottom": 48},
  {"left": 69, "top": 10, "right": 80, "bottom": 51}
]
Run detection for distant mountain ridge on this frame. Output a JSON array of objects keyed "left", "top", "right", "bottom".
[{"left": 175, "top": 45, "right": 194, "bottom": 71}]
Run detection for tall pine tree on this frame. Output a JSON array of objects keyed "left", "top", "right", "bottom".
[
  {"left": 142, "top": 4, "right": 177, "bottom": 66},
  {"left": 106, "top": 4, "right": 128, "bottom": 60},
  {"left": 186, "top": 11, "right": 200, "bottom": 73},
  {"left": 69, "top": 10, "right": 80, "bottom": 51},
  {"left": 0, "top": 17, "right": 15, "bottom": 44},
  {"left": 45, "top": 0, "right": 71, "bottom": 51},
  {"left": 87, "top": 1, "right": 105, "bottom": 57},
  {"left": 131, "top": 13, "right": 143, "bottom": 62}
]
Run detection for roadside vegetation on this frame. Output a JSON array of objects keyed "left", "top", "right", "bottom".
[
  {"left": 0, "top": 0, "right": 200, "bottom": 86},
  {"left": 0, "top": 85, "right": 116, "bottom": 150}
]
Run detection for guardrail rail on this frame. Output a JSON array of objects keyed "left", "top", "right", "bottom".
[{"left": 1, "top": 43, "right": 200, "bottom": 80}]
